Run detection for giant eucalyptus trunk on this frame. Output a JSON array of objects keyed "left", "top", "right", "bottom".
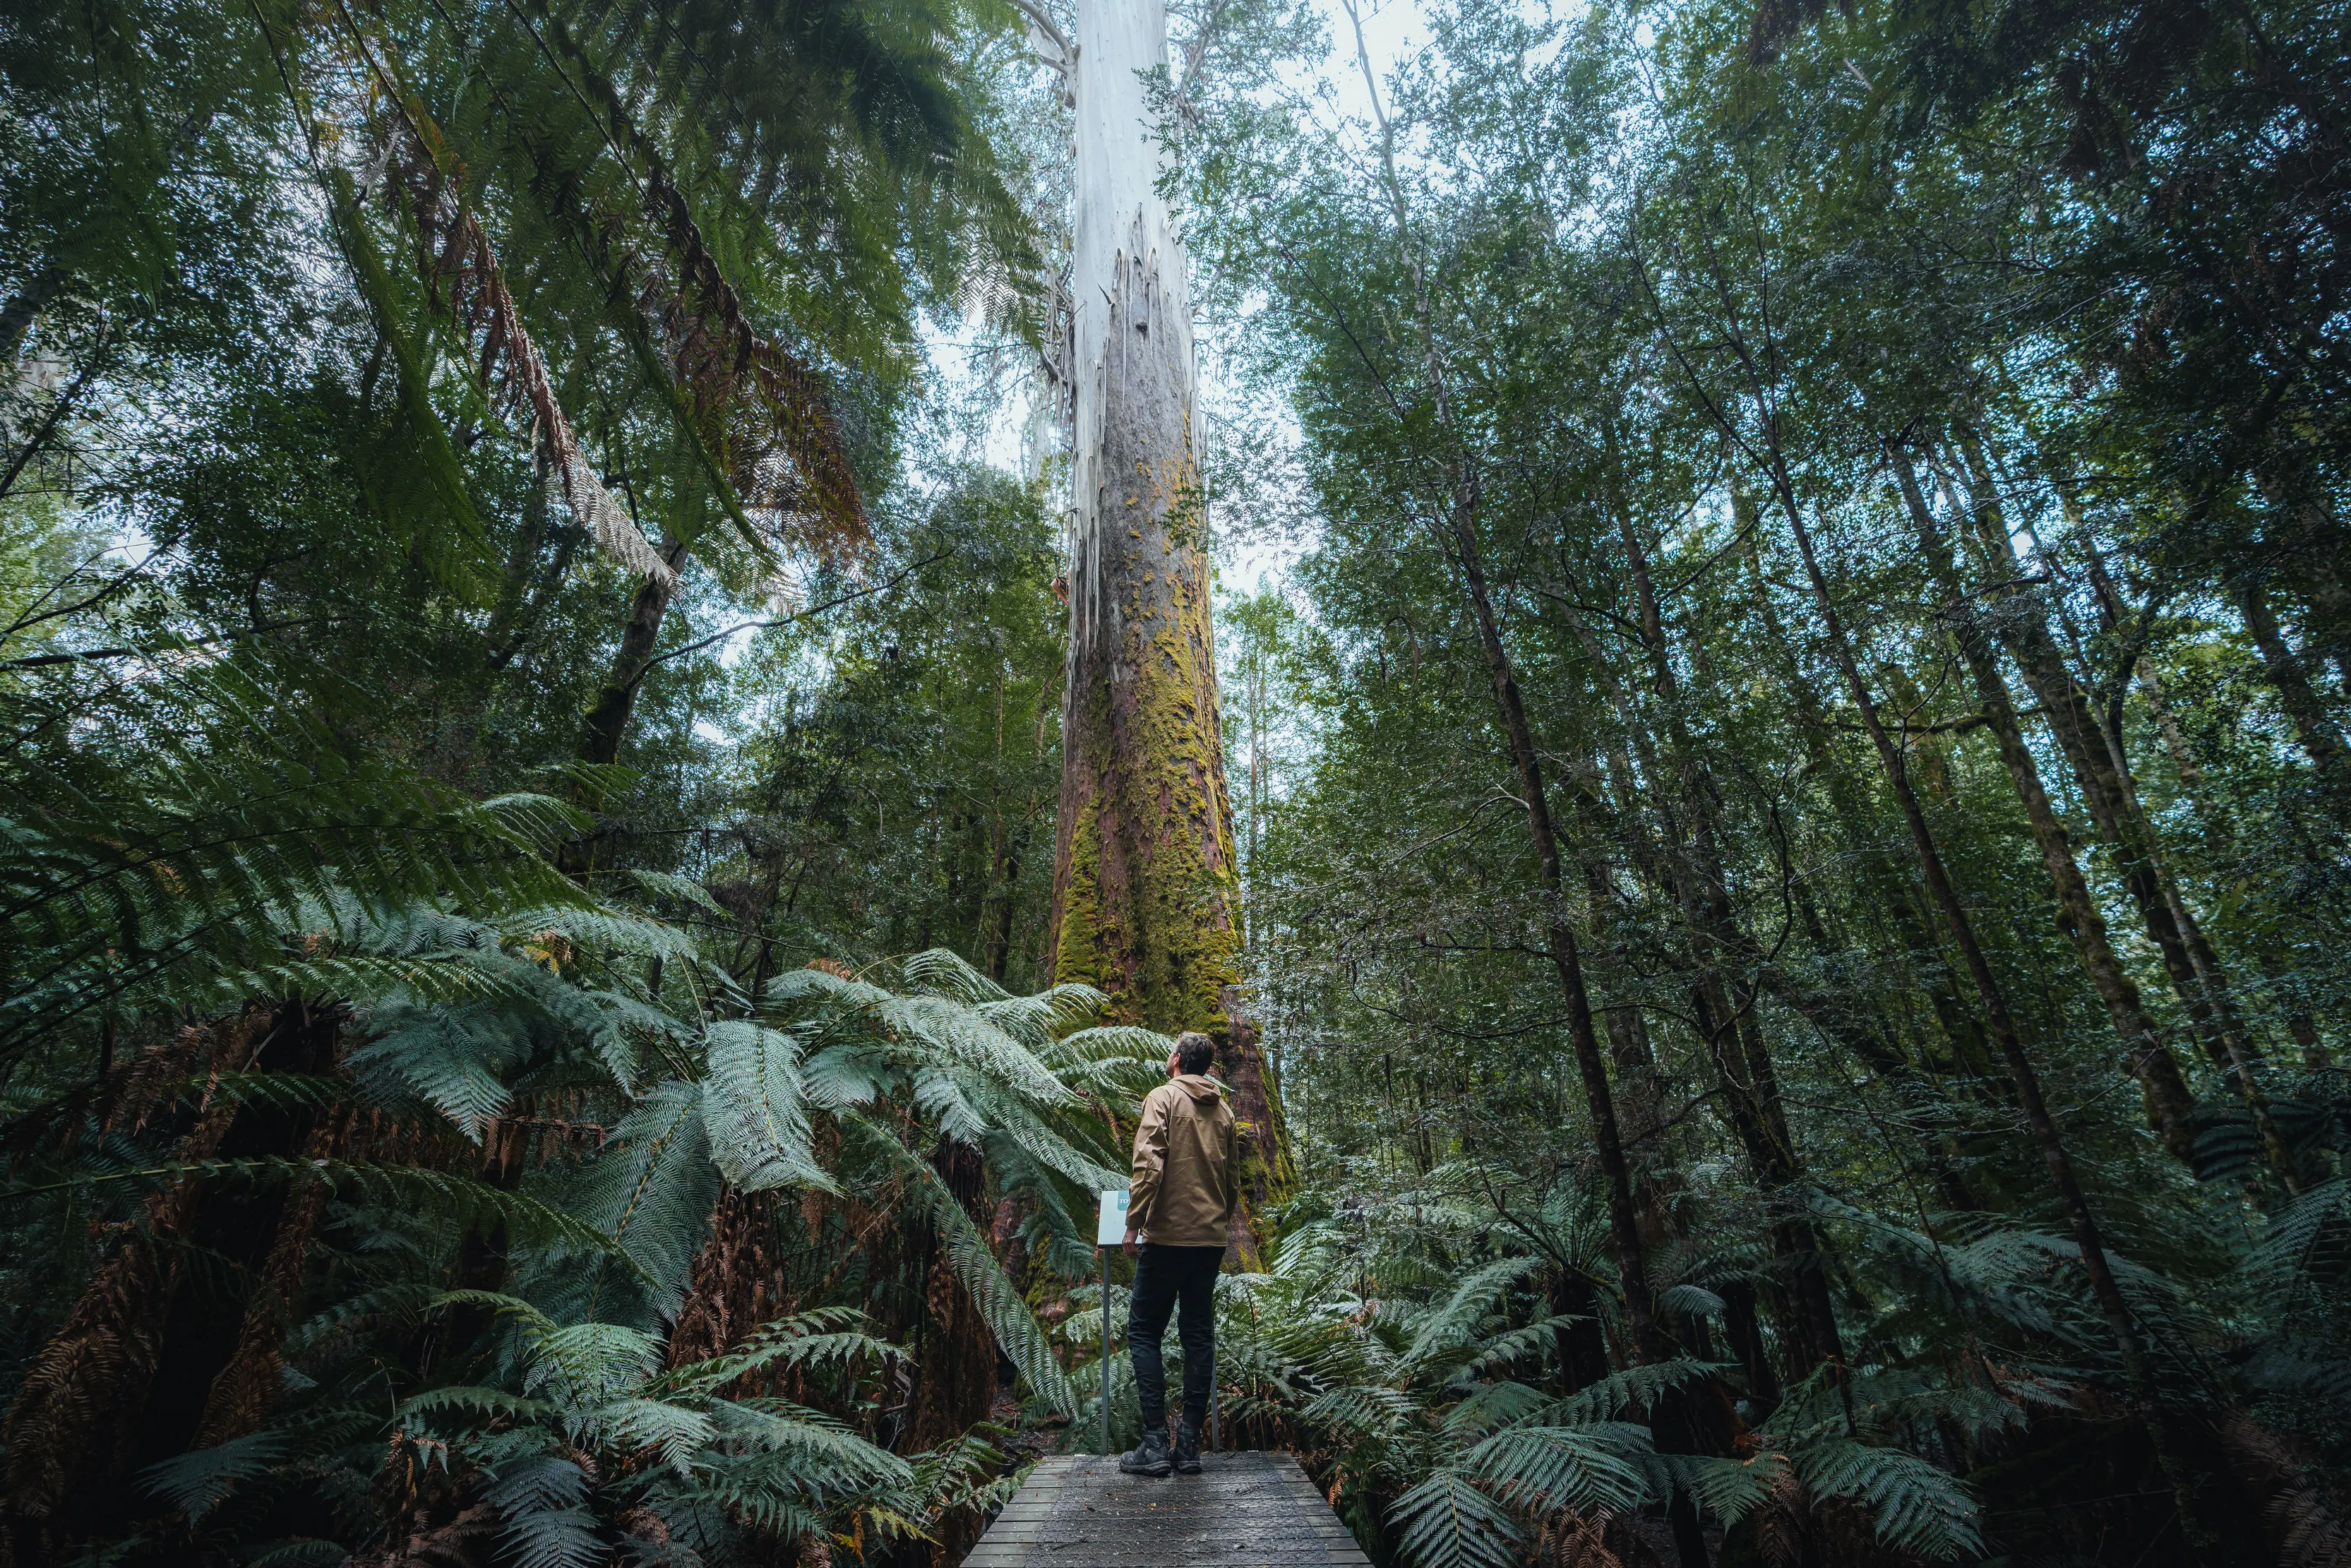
[{"left": 1046, "top": 0, "right": 1290, "bottom": 1254}]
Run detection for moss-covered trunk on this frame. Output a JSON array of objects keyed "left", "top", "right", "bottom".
[{"left": 1050, "top": 0, "right": 1291, "bottom": 1257}]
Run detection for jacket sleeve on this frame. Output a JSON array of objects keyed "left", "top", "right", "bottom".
[
  {"left": 1219, "top": 1110, "right": 1240, "bottom": 1222},
  {"left": 1128, "top": 1088, "right": 1170, "bottom": 1231}
]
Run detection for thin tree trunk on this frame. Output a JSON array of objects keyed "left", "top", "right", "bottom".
[
  {"left": 1945, "top": 456, "right": 2247, "bottom": 1067},
  {"left": 1609, "top": 489, "right": 1844, "bottom": 1381},
  {"left": 2239, "top": 576, "right": 2349, "bottom": 775},
  {"left": 1895, "top": 452, "right": 2199, "bottom": 1163},
  {"left": 1333, "top": 0, "right": 1661, "bottom": 1367},
  {"left": 1451, "top": 501, "right": 1661, "bottom": 1358},
  {"left": 555, "top": 534, "right": 695, "bottom": 880},
  {"left": 1736, "top": 510, "right": 1994, "bottom": 1091},
  {"left": 1947, "top": 447, "right": 2293, "bottom": 1182},
  {"left": 1348, "top": 22, "right": 1711, "bottom": 1550},
  {"left": 578, "top": 535, "right": 692, "bottom": 772},
  {"left": 1752, "top": 453, "right": 2244, "bottom": 1559}
]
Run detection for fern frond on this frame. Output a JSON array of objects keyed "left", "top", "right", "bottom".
[
  {"left": 1546, "top": 1358, "right": 1719, "bottom": 1424},
  {"left": 561, "top": 1079, "right": 717, "bottom": 1321},
  {"left": 1657, "top": 1450, "right": 1789, "bottom": 1526},
  {"left": 626, "top": 868, "right": 726, "bottom": 916},
  {"left": 1404, "top": 1255, "right": 1545, "bottom": 1365},
  {"left": 844, "top": 1111, "right": 1079, "bottom": 1418},
  {"left": 702, "top": 1019, "right": 831, "bottom": 1192},
  {"left": 139, "top": 1430, "right": 286, "bottom": 1522},
  {"left": 6, "top": 1159, "right": 650, "bottom": 1279},
  {"left": 1793, "top": 1440, "right": 1983, "bottom": 1561},
  {"left": 899, "top": 946, "right": 1012, "bottom": 1004},
  {"left": 1387, "top": 1469, "right": 1527, "bottom": 1568},
  {"left": 1461, "top": 1422, "right": 1653, "bottom": 1516}
]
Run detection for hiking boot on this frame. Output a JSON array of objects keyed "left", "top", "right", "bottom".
[
  {"left": 1118, "top": 1429, "right": 1173, "bottom": 1477},
  {"left": 1173, "top": 1420, "right": 1202, "bottom": 1475}
]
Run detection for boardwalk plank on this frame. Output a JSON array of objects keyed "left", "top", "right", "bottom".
[{"left": 961, "top": 1451, "right": 1371, "bottom": 1567}]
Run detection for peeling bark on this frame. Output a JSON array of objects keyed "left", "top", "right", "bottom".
[{"left": 1048, "top": 0, "right": 1288, "bottom": 1248}]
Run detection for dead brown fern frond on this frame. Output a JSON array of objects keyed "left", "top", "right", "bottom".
[
  {"left": 376, "top": 124, "right": 671, "bottom": 586},
  {"left": 0, "top": 1087, "right": 240, "bottom": 1555},
  {"left": 2223, "top": 1410, "right": 2351, "bottom": 1568},
  {"left": 1533, "top": 1508, "right": 1625, "bottom": 1568},
  {"left": 189, "top": 1108, "right": 353, "bottom": 1449},
  {"left": 515, "top": 0, "right": 869, "bottom": 557},
  {"left": 2269, "top": 1485, "right": 2351, "bottom": 1568},
  {"left": 314, "top": 13, "right": 670, "bottom": 585}
]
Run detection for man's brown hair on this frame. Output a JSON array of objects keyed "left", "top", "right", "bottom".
[{"left": 1173, "top": 1031, "right": 1215, "bottom": 1076}]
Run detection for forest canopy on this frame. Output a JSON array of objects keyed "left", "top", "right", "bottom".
[{"left": 1, "top": 0, "right": 2348, "bottom": 1564}]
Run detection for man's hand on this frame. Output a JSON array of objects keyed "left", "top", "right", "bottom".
[{"left": 1122, "top": 1226, "right": 1139, "bottom": 1258}]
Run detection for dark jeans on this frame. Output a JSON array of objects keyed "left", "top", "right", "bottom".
[{"left": 1126, "top": 1243, "right": 1223, "bottom": 1432}]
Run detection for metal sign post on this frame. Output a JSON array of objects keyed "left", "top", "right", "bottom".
[
  {"left": 1094, "top": 1190, "right": 1127, "bottom": 1456},
  {"left": 1209, "top": 1343, "right": 1220, "bottom": 1452}
]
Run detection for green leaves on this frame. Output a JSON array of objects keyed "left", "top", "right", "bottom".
[
  {"left": 1459, "top": 1421, "right": 1653, "bottom": 1515},
  {"left": 702, "top": 1019, "right": 830, "bottom": 1192},
  {"left": 2, "top": 1158, "right": 651, "bottom": 1279},
  {"left": 0, "top": 663, "right": 591, "bottom": 1058}
]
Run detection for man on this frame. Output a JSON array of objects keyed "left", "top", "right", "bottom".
[{"left": 1117, "top": 1031, "right": 1237, "bottom": 1478}]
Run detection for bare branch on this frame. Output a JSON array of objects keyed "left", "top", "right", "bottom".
[{"left": 1003, "top": 0, "right": 1070, "bottom": 61}]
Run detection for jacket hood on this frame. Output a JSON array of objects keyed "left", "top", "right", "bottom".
[{"left": 1171, "top": 1073, "right": 1224, "bottom": 1101}]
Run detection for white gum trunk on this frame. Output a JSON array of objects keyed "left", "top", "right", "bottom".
[
  {"left": 1066, "top": 0, "right": 1199, "bottom": 652},
  {"left": 1045, "top": 0, "right": 1291, "bottom": 1259}
]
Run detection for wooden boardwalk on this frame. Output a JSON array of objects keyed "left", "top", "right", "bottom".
[{"left": 962, "top": 1452, "right": 1373, "bottom": 1567}]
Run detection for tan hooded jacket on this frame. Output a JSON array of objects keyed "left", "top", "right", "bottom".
[{"left": 1128, "top": 1074, "right": 1238, "bottom": 1248}]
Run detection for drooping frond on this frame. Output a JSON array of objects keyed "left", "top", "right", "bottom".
[
  {"left": 844, "top": 1110, "right": 1079, "bottom": 1418},
  {"left": 1459, "top": 1422, "right": 1653, "bottom": 1516},
  {"left": 1404, "top": 1255, "right": 1546, "bottom": 1365},
  {"left": 357, "top": 72, "right": 669, "bottom": 582},
  {"left": 1793, "top": 1440, "right": 1986, "bottom": 1561},
  {"left": 700, "top": 1019, "right": 830, "bottom": 1192},
  {"left": 501, "top": 0, "right": 873, "bottom": 553},
  {"left": 1386, "top": 1469, "right": 1529, "bottom": 1568}
]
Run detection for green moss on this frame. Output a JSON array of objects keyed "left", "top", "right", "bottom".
[{"left": 1053, "top": 799, "right": 1113, "bottom": 998}]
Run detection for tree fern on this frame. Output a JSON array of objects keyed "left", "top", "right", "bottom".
[
  {"left": 843, "top": 1109, "right": 1079, "bottom": 1418},
  {"left": 1459, "top": 1422, "right": 1654, "bottom": 1516},
  {"left": 1386, "top": 1469, "right": 1529, "bottom": 1568}
]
